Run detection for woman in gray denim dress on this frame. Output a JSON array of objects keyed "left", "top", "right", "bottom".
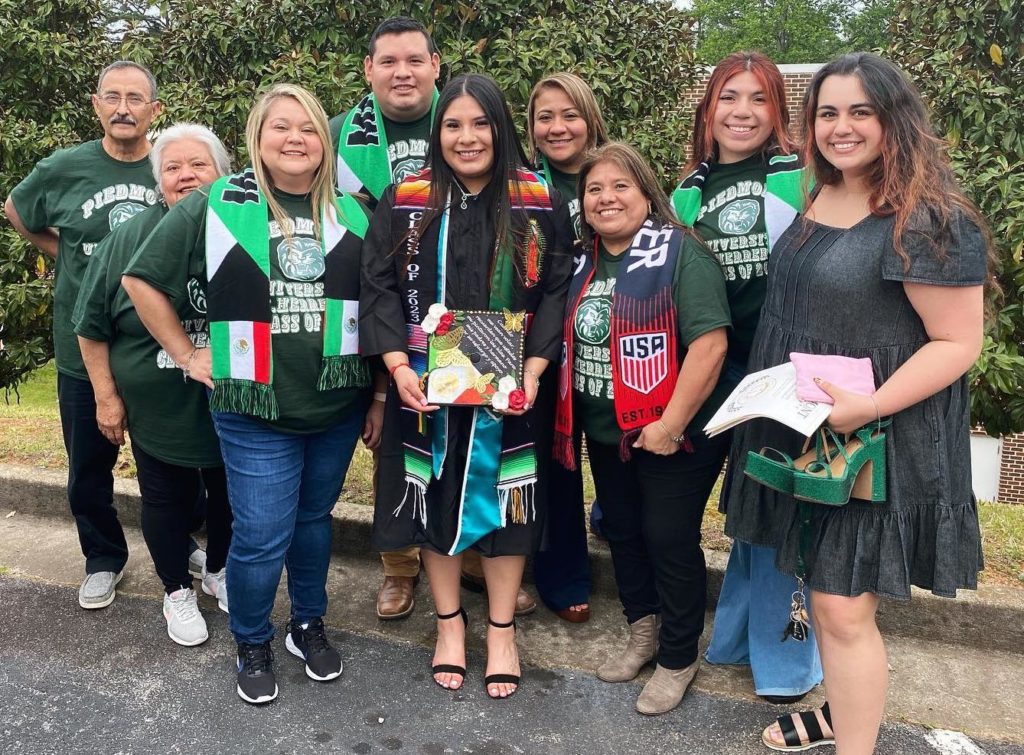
[{"left": 722, "top": 53, "right": 995, "bottom": 754}]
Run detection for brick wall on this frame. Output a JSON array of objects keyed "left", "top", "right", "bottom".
[{"left": 999, "top": 433, "right": 1024, "bottom": 505}]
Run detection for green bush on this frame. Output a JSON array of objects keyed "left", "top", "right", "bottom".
[
  {"left": 889, "top": 0, "right": 1024, "bottom": 436},
  {"left": 0, "top": 0, "right": 697, "bottom": 396}
]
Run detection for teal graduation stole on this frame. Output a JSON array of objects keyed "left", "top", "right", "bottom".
[{"left": 205, "top": 170, "right": 370, "bottom": 420}]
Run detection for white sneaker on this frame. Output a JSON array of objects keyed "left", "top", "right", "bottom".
[
  {"left": 163, "top": 588, "right": 208, "bottom": 647},
  {"left": 201, "top": 567, "right": 229, "bottom": 614},
  {"left": 187, "top": 546, "right": 207, "bottom": 579}
]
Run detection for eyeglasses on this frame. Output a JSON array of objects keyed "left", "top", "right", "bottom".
[{"left": 96, "top": 93, "right": 153, "bottom": 108}]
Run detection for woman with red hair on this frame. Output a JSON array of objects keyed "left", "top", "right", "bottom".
[{"left": 671, "top": 51, "right": 823, "bottom": 707}]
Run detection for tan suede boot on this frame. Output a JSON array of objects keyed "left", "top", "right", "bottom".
[
  {"left": 596, "top": 614, "right": 659, "bottom": 682},
  {"left": 635, "top": 660, "right": 701, "bottom": 715}
]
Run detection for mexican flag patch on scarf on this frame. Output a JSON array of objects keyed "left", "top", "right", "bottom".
[{"left": 205, "top": 169, "right": 370, "bottom": 420}]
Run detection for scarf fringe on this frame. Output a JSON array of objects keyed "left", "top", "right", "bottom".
[
  {"left": 552, "top": 431, "right": 577, "bottom": 470},
  {"left": 618, "top": 428, "right": 642, "bottom": 462},
  {"left": 210, "top": 379, "right": 279, "bottom": 420},
  {"left": 393, "top": 478, "right": 428, "bottom": 528},
  {"left": 317, "top": 354, "right": 371, "bottom": 391},
  {"left": 497, "top": 481, "right": 536, "bottom": 526},
  {"left": 617, "top": 427, "right": 695, "bottom": 461}
]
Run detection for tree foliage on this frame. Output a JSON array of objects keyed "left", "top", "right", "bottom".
[
  {"left": 689, "top": 0, "right": 895, "bottom": 64},
  {"left": 0, "top": 0, "right": 697, "bottom": 395},
  {"left": 888, "top": 0, "right": 1024, "bottom": 436}
]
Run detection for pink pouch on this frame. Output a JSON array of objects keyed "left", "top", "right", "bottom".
[{"left": 790, "top": 352, "right": 876, "bottom": 404}]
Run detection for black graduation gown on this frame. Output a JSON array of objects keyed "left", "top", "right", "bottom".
[{"left": 360, "top": 179, "right": 574, "bottom": 556}]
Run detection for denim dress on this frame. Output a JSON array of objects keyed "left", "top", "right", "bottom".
[{"left": 722, "top": 211, "right": 987, "bottom": 600}]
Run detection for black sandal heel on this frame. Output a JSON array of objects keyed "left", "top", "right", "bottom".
[
  {"left": 432, "top": 607, "right": 468, "bottom": 690},
  {"left": 762, "top": 701, "right": 834, "bottom": 752},
  {"left": 484, "top": 617, "right": 520, "bottom": 698}
]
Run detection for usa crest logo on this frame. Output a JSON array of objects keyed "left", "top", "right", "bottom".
[{"left": 618, "top": 333, "right": 668, "bottom": 395}]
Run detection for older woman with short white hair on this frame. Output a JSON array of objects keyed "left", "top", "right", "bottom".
[{"left": 72, "top": 122, "right": 233, "bottom": 648}]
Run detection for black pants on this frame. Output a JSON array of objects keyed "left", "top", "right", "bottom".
[
  {"left": 588, "top": 430, "right": 730, "bottom": 669},
  {"left": 132, "top": 441, "right": 233, "bottom": 593},
  {"left": 57, "top": 372, "right": 128, "bottom": 574}
]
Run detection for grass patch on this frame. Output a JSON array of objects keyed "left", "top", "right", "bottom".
[
  {"left": 979, "top": 500, "right": 1024, "bottom": 586},
  {"left": 2, "top": 363, "right": 1020, "bottom": 584}
]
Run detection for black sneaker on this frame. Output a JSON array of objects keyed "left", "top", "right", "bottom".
[
  {"left": 285, "top": 617, "right": 342, "bottom": 682},
  {"left": 236, "top": 641, "right": 278, "bottom": 704}
]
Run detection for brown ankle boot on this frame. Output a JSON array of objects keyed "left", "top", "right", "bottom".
[
  {"left": 636, "top": 660, "right": 700, "bottom": 715},
  {"left": 597, "top": 614, "right": 659, "bottom": 682}
]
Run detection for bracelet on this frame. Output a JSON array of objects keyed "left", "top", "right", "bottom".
[
  {"left": 180, "top": 348, "right": 199, "bottom": 383},
  {"left": 524, "top": 367, "right": 540, "bottom": 386},
  {"left": 373, "top": 392, "right": 387, "bottom": 403},
  {"left": 658, "top": 419, "right": 685, "bottom": 444},
  {"left": 388, "top": 362, "right": 411, "bottom": 378},
  {"left": 869, "top": 394, "right": 881, "bottom": 424}
]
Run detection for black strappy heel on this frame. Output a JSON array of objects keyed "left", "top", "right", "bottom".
[
  {"left": 484, "top": 617, "right": 520, "bottom": 698},
  {"left": 432, "top": 607, "right": 468, "bottom": 690}
]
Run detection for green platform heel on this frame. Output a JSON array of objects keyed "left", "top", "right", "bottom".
[
  {"left": 744, "top": 429, "right": 840, "bottom": 494},
  {"left": 792, "top": 423, "right": 888, "bottom": 506}
]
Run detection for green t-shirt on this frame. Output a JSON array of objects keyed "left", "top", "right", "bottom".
[
  {"left": 72, "top": 202, "right": 221, "bottom": 467},
  {"left": 10, "top": 140, "right": 159, "bottom": 379},
  {"left": 693, "top": 153, "right": 769, "bottom": 372},
  {"left": 328, "top": 106, "right": 432, "bottom": 208},
  {"left": 572, "top": 236, "right": 732, "bottom": 446},
  {"left": 545, "top": 164, "right": 582, "bottom": 241},
  {"left": 124, "top": 187, "right": 372, "bottom": 435}
]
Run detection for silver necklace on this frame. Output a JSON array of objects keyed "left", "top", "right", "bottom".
[{"left": 456, "top": 184, "right": 478, "bottom": 210}]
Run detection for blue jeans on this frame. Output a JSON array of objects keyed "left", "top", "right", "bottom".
[
  {"left": 706, "top": 540, "right": 823, "bottom": 696},
  {"left": 212, "top": 410, "right": 363, "bottom": 645}
]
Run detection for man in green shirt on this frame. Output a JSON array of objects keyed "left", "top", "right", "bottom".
[
  {"left": 330, "top": 17, "right": 439, "bottom": 210},
  {"left": 330, "top": 16, "right": 440, "bottom": 620},
  {"left": 5, "top": 61, "right": 163, "bottom": 610}
]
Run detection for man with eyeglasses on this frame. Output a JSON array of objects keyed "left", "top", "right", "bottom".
[{"left": 5, "top": 61, "right": 163, "bottom": 610}]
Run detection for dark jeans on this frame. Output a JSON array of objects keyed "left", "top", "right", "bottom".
[
  {"left": 534, "top": 453, "right": 591, "bottom": 611},
  {"left": 57, "top": 372, "right": 128, "bottom": 574},
  {"left": 588, "top": 430, "right": 730, "bottom": 669},
  {"left": 132, "top": 441, "right": 233, "bottom": 594}
]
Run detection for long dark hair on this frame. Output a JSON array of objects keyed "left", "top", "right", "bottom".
[
  {"left": 802, "top": 53, "right": 993, "bottom": 271},
  {"left": 408, "top": 73, "right": 533, "bottom": 279},
  {"left": 684, "top": 51, "right": 793, "bottom": 176}
]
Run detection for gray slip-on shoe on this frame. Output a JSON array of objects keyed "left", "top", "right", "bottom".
[{"left": 78, "top": 570, "right": 124, "bottom": 610}]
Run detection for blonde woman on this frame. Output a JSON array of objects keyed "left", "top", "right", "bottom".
[{"left": 124, "top": 84, "right": 382, "bottom": 705}]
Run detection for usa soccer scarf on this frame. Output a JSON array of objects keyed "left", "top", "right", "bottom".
[
  {"left": 335, "top": 91, "right": 439, "bottom": 200},
  {"left": 553, "top": 218, "right": 683, "bottom": 469},
  {"left": 205, "top": 169, "right": 370, "bottom": 420},
  {"left": 391, "top": 168, "right": 554, "bottom": 554}
]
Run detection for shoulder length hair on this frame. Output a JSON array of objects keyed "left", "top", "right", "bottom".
[
  {"left": 244, "top": 83, "right": 336, "bottom": 240},
  {"left": 685, "top": 51, "right": 793, "bottom": 175},
  {"left": 414, "top": 74, "right": 534, "bottom": 272},
  {"left": 578, "top": 142, "right": 698, "bottom": 250},
  {"left": 802, "top": 53, "right": 993, "bottom": 270},
  {"left": 526, "top": 73, "right": 610, "bottom": 166}
]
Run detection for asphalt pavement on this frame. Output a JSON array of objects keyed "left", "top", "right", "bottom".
[{"left": 1, "top": 575, "right": 1020, "bottom": 755}]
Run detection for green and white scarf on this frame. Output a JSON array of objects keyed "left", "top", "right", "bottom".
[
  {"left": 672, "top": 153, "right": 806, "bottom": 252},
  {"left": 335, "top": 91, "right": 439, "bottom": 200},
  {"left": 205, "top": 169, "right": 370, "bottom": 420}
]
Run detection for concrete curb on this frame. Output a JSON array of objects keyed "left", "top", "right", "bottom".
[{"left": 2, "top": 462, "right": 1021, "bottom": 653}]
